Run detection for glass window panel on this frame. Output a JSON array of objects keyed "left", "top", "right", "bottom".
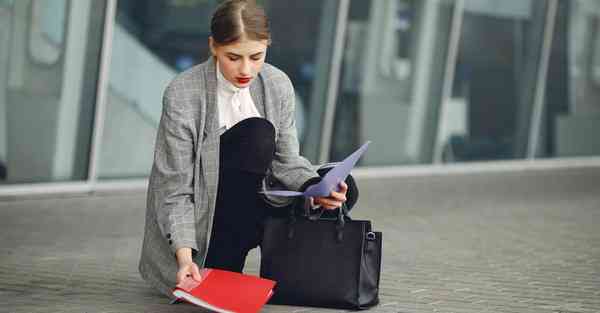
[
  {"left": 0, "top": 0, "right": 104, "bottom": 184},
  {"left": 29, "top": 0, "right": 67, "bottom": 65},
  {"left": 99, "top": 0, "right": 338, "bottom": 178},
  {"left": 541, "top": 0, "right": 600, "bottom": 158},
  {"left": 437, "top": 0, "right": 548, "bottom": 163},
  {"left": 329, "top": 0, "right": 454, "bottom": 165},
  {"left": 267, "top": 0, "right": 340, "bottom": 162}
]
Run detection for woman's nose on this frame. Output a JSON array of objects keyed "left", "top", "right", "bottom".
[{"left": 239, "top": 59, "right": 251, "bottom": 76}]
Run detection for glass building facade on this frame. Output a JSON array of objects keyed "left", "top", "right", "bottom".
[{"left": 0, "top": 0, "right": 599, "bottom": 192}]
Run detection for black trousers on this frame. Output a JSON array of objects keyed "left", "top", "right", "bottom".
[{"left": 203, "top": 117, "right": 280, "bottom": 273}]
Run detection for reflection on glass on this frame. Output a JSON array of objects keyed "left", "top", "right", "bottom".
[
  {"left": 29, "top": 0, "right": 67, "bottom": 65},
  {"left": 266, "top": 0, "right": 338, "bottom": 159},
  {"left": 330, "top": 0, "right": 454, "bottom": 165},
  {"left": 542, "top": 0, "right": 600, "bottom": 158},
  {"left": 0, "top": 0, "right": 103, "bottom": 184},
  {"left": 99, "top": 0, "right": 336, "bottom": 178},
  {"left": 438, "top": 0, "right": 548, "bottom": 163}
]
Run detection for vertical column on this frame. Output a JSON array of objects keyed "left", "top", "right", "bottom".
[
  {"left": 88, "top": 0, "right": 117, "bottom": 184},
  {"left": 318, "top": 0, "right": 351, "bottom": 163},
  {"left": 302, "top": 0, "right": 350, "bottom": 163},
  {"left": 433, "top": 0, "right": 465, "bottom": 163},
  {"left": 527, "top": 0, "right": 557, "bottom": 158}
]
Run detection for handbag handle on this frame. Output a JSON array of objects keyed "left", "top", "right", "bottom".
[
  {"left": 335, "top": 203, "right": 346, "bottom": 242},
  {"left": 305, "top": 200, "right": 351, "bottom": 221},
  {"left": 287, "top": 201, "right": 350, "bottom": 242}
]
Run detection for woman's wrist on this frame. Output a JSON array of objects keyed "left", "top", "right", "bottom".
[{"left": 175, "top": 247, "right": 193, "bottom": 267}]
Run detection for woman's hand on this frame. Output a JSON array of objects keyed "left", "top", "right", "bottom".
[
  {"left": 176, "top": 261, "right": 203, "bottom": 285},
  {"left": 175, "top": 247, "right": 202, "bottom": 284},
  {"left": 312, "top": 181, "right": 348, "bottom": 210}
]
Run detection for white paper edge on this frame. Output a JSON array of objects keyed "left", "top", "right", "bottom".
[{"left": 172, "top": 289, "right": 234, "bottom": 313}]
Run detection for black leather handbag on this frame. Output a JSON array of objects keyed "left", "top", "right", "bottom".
[{"left": 259, "top": 203, "right": 382, "bottom": 310}]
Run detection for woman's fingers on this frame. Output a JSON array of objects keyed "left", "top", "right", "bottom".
[
  {"left": 314, "top": 181, "right": 349, "bottom": 210},
  {"left": 176, "top": 270, "right": 187, "bottom": 284},
  {"left": 339, "top": 181, "right": 348, "bottom": 193},
  {"left": 329, "top": 190, "right": 347, "bottom": 202},
  {"left": 191, "top": 263, "right": 202, "bottom": 281},
  {"left": 329, "top": 182, "right": 348, "bottom": 202},
  {"left": 315, "top": 197, "right": 344, "bottom": 210},
  {"left": 176, "top": 262, "right": 202, "bottom": 284}
]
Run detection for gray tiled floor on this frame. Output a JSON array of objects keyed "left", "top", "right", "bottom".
[{"left": 1, "top": 167, "right": 599, "bottom": 313}]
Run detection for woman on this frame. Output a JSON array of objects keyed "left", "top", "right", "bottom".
[{"left": 139, "top": 0, "right": 348, "bottom": 299}]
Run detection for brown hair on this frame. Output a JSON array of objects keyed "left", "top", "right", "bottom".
[{"left": 210, "top": 0, "right": 271, "bottom": 46}]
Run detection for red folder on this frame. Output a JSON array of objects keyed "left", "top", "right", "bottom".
[{"left": 172, "top": 268, "right": 276, "bottom": 313}]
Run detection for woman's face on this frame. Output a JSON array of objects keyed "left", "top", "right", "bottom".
[{"left": 210, "top": 37, "right": 268, "bottom": 88}]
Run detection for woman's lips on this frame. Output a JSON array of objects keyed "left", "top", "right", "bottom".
[{"left": 236, "top": 77, "right": 251, "bottom": 84}]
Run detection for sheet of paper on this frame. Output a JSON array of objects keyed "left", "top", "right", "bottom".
[{"left": 260, "top": 141, "right": 370, "bottom": 198}]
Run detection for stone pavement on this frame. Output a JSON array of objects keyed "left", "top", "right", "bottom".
[{"left": 0, "top": 166, "right": 599, "bottom": 313}]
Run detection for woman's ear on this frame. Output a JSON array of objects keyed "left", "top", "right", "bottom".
[{"left": 208, "top": 36, "right": 217, "bottom": 57}]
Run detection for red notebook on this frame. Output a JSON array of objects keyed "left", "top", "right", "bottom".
[{"left": 172, "top": 268, "right": 276, "bottom": 313}]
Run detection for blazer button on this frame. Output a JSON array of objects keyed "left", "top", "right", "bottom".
[
  {"left": 166, "top": 233, "right": 171, "bottom": 239},
  {"left": 168, "top": 239, "right": 173, "bottom": 245}
]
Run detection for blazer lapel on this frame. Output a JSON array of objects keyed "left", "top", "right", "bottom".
[
  {"left": 200, "top": 57, "right": 222, "bottom": 221},
  {"left": 204, "top": 57, "right": 221, "bottom": 137},
  {"left": 250, "top": 78, "right": 265, "bottom": 117},
  {"left": 251, "top": 72, "right": 278, "bottom": 139}
]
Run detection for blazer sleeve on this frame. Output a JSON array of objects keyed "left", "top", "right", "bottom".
[
  {"left": 149, "top": 83, "right": 198, "bottom": 256},
  {"left": 269, "top": 75, "right": 320, "bottom": 191}
]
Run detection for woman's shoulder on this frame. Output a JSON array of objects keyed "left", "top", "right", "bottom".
[
  {"left": 260, "top": 62, "right": 293, "bottom": 94},
  {"left": 164, "top": 61, "right": 209, "bottom": 97},
  {"left": 161, "top": 61, "right": 211, "bottom": 121}
]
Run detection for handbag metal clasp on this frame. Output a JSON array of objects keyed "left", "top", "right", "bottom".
[{"left": 366, "top": 231, "right": 376, "bottom": 241}]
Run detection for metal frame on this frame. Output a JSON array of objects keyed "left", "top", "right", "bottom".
[
  {"left": 527, "top": 0, "right": 558, "bottom": 158},
  {"left": 87, "top": 0, "right": 116, "bottom": 185},
  {"left": 433, "top": 0, "right": 465, "bottom": 163},
  {"left": 318, "top": 0, "right": 351, "bottom": 163}
]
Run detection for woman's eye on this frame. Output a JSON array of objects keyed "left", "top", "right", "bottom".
[{"left": 228, "top": 56, "right": 239, "bottom": 61}]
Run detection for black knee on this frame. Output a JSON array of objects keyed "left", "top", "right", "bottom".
[{"left": 219, "top": 117, "right": 275, "bottom": 174}]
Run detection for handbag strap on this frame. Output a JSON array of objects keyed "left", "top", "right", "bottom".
[
  {"left": 288, "top": 200, "right": 351, "bottom": 242},
  {"left": 305, "top": 201, "right": 352, "bottom": 221},
  {"left": 287, "top": 203, "right": 297, "bottom": 239},
  {"left": 335, "top": 204, "right": 346, "bottom": 242}
]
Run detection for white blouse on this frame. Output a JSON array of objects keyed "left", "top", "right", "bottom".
[{"left": 216, "top": 62, "right": 261, "bottom": 129}]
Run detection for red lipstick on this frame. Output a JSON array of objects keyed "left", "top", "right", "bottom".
[{"left": 236, "top": 77, "right": 251, "bottom": 84}]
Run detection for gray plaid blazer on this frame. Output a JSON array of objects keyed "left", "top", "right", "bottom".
[{"left": 138, "top": 57, "right": 319, "bottom": 298}]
